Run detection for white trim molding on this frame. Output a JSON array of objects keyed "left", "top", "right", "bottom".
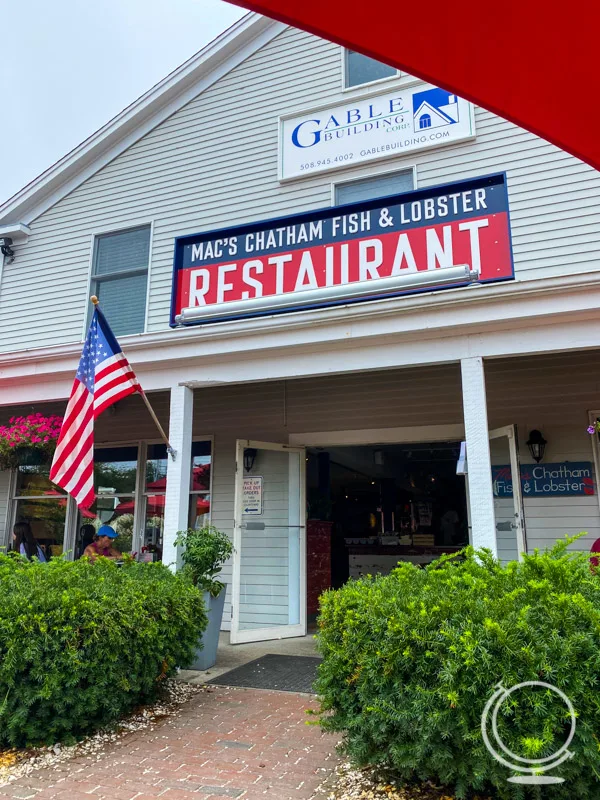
[
  {"left": 0, "top": 223, "right": 31, "bottom": 241},
  {"left": 461, "top": 356, "right": 496, "bottom": 555},
  {"left": 1, "top": 270, "right": 600, "bottom": 400},
  {"left": 289, "top": 424, "right": 465, "bottom": 447}
]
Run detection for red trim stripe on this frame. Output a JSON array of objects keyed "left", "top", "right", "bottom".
[{"left": 50, "top": 344, "right": 143, "bottom": 509}]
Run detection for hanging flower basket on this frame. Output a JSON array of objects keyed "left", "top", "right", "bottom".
[{"left": 0, "top": 414, "right": 63, "bottom": 471}]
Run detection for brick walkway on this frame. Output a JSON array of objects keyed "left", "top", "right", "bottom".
[{"left": 0, "top": 687, "right": 339, "bottom": 800}]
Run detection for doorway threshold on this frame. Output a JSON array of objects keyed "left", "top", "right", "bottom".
[{"left": 178, "top": 631, "right": 318, "bottom": 686}]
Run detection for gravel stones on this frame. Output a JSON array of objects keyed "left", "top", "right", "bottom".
[{"left": 320, "top": 763, "right": 492, "bottom": 800}]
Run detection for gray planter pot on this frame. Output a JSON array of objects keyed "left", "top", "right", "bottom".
[{"left": 189, "top": 586, "right": 226, "bottom": 671}]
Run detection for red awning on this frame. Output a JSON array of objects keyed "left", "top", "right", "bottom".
[{"left": 228, "top": 1, "right": 600, "bottom": 171}]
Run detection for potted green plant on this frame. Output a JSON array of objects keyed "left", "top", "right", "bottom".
[{"left": 174, "top": 525, "right": 233, "bottom": 670}]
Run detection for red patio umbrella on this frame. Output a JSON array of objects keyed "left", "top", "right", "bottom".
[
  {"left": 115, "top": 495, "right": 210, "bottom": 514},
  {"left": 228, "top": 0, "right": 600, "bottom": 171},
  {"left": 44, "top": 490, "right": 95, "bottom": 518},
  {"left": 146, "top": 465, "right": 210, "bottom": 493}
]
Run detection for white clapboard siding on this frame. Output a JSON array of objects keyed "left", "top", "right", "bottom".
[
  {"left": 0, "top": 470, "right": 11, "bottom": 546},
  {"left": 0, "top": 27, "right": 339, "bottom": 353},
  {"left": 486, "top": 352, "right": 600, "bottom": 554},
  {"left": 2, "top": 26, "right": 600, "bottom": 352}
]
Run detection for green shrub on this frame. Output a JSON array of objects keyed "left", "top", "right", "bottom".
[
  {"left": 0, "top": 554, "right": 207, "bottom": 746},
  {"left": 315, "top": 538, "right": 600, "bottom": 799}
]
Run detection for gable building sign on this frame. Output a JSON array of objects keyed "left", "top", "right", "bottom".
[
  {"left": 279, "top": 85, "right": 475, "bottom": 181},
  {"left": 171, "top": 173, "right": 513, "bottom": 326}
]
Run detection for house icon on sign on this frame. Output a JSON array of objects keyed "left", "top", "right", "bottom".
[{"left": 412, "top": 88, "right": 460, "bottom": 132}]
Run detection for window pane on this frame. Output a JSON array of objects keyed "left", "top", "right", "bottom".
[
  {"left": 15, "top": 465, "right": 67, "bottom": 497},
  {"left": 192, "top": 441, "right": 212, "bottom": 491},
  {"left": 346, "top": 50, "right": 397, "bottom": 87},
  {"left": 146, "top": 444, "right": 167, "bottom": 491},
  {"left": 13, "top": 498, "right": 66, "bottom": 558},
  {"left": 335, "top": 171, "right": 414, "bottom": 205},
  {"left": 146, "top": 442, "right": 212, "bottom": 493},
  {"left": 142, "top": 497, "right": 165, "bottom": 561},
  {"left": 95, "top": 447, "right": 138, "bottom": 494},
  {"left": 75, "top": 499, "right": 134, "bottom": 558},
  {"left": 95, "top": 272, "right": 148, "bottom": 336},
  {"left": 189, "top": 494, "right": 211, "bottom": 529},
  {"left": 94, "top": 226, "right": 150, "bottom": 276}
]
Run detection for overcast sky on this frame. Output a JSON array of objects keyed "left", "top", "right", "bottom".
[{"left": 0, "top": 0, "right": 245, "bottom": 205}]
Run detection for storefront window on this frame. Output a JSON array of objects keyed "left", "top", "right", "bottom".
[
  {"left": 75, "top": 498, "right": 134, "bottom": 558},
  {"left": 189, "top": 441, "right": 211, "bottom": 529},
  {"left": 189, "top": 494, "right": 211, "bottom": 528},
  {"left": 75, "top": 446, "right": 138, "bottom": 558},
  {"left": 142, "top": 443, "right": 167, "bottom": 561},
  {"left": 94, "top": 446, "right": 138, "bottom": 494},
  {"left": 140, "top": 441, "right": 212, "bottom": 561},
  {"left": 12, "top": 465, "right": 67, "bottom": 558},
  {"left": 32, "top": 441, "right": 212, "bottom": 562}
]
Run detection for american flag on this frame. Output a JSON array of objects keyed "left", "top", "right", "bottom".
[{"left": 50, "top": 307, "right": 141, "bottom": 509}]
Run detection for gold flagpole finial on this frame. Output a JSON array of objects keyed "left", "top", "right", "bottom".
[{"left": 90, "top": 295, "right": 99, "bottom": 306}]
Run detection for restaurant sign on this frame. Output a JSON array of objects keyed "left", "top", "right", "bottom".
[
  {"left": 492, "top": 462, "right": 595, "bottom": 498},
  {"left": 279, "top": 84, "right": 475, "bottom": 181},
  {"left": 171, "top": 173, "right": 514, "bottom": 327}
]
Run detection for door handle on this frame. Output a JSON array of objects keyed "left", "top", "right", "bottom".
[{"left": 244, "top": 522, "right": 265, "bottom": 531}]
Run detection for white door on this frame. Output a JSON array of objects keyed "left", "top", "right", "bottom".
[
  {"left": 489, "top": 425, "right": 527, "bottom": 561},
  {"left": 231, "top": 440, "right": 306, "bottom": 644}
]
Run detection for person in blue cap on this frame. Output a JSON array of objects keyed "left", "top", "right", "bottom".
[{"left": 83, "top": 525, "right": 120, "bottom": 561}]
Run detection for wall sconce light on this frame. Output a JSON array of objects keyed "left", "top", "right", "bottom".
[
  {"left": 243, "top": 448, "right": 257, "bottom": 472},
  {"left": 0, "top": 237, "right": 15, "bottom": 263},
  {"left": 527, "top": 430, "right": 547, "bottom": 463},
  {"left": 373, "top": 449, "right": 384, "bottom": 466}
]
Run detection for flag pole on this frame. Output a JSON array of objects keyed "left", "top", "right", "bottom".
[{"left": 90, "top": 296, "right": 176, "bottom": 460}]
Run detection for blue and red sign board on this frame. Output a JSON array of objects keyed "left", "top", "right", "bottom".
[
  {"left": 492, "top": 462, "right": 595, "bottom": 498},
  {"left": 171, "top": 172, "right": 514, "bottom": 325}
]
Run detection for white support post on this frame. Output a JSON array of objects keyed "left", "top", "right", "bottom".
[
  {"left": 163, "top": 385, "right": 193, "bottom": 571},
  {"left": 460, "top": 356, "right": 497, "bottom": 556}
]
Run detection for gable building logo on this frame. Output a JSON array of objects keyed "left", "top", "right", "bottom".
[
  {"left": 280, "top": 84, "right": 475, "bottom": 180},
  {"left": 413, "top": 88, "right": 460, "bottom": 133}
]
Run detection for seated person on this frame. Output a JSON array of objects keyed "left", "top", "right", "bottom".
[
  {"left": 78, "top": 523, "right": 97, "bottom": 559},
  {"left": 83, "top": 525, "right": 120, "bottom": 561},
  {"left": 13, "top": 521, "right": 47, "bottom": 562}
]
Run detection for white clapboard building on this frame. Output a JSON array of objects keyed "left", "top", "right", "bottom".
[{"left": 1, "top": 13, "right": 600, "bottom": 641}]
